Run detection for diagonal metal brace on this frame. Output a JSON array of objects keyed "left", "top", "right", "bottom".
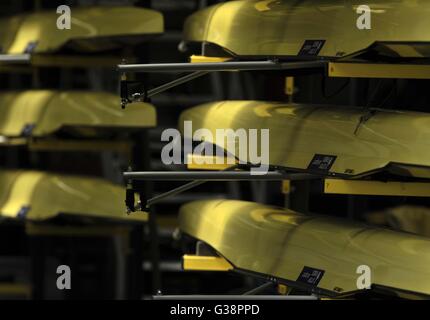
[
  {"left": 118, "top": 60, "right": 327, "bottom": 107},
  {"left": 125, "top": 169, "right": 317, "bottom": 211}
]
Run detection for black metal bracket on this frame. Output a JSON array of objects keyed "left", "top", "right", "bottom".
[
  {"left": 118, "top": 60, "right": 327, "bottom": 108},
  {"left": 118, "top": 60, "right": 326, "bottom": 73},
  {"left": 120, "top": 78, "right": 151, "bottom": 109},
  {"left": 124, "top": 168, "right": 317, "bottom": 211}
]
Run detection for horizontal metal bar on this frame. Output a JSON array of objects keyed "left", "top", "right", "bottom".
[
  {"left": 124, "top": 171, "right": 316, "bottom": 181},
  {"left": 0, "top": 54, "right": 31, "bottom": 64},
  {"left": 142, "top": 261, "right": 182, "bottom": 272},
  {"left": 118, "top": 60, "right": 326, "bottom": 73},
  {"left": 152, "top": 295, "right": 317, "bottom": 300}
]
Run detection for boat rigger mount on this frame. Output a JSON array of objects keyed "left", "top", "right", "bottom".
[
  {"left": 118, "top": 59, "right": 327, "bottom": 108},
  {"left": 124, "top": 168, "right": 317, "bottom": 213},
  {"left": 118, "top": 41, "right": 430, "bottom": 109}
]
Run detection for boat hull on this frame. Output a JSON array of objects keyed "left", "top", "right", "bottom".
[
  {"left": 0, "top": 6, "right": 163, "bottom": 54},
  {"left": 0, "top": 90, "right": 156, "bottom": 139},
  {"left": 179, "top": 101, "right": 430, "bottom": 179},
  {"left": 0, "top": 170, "right": 147, "bottom": 222},
  {"left": 179, "top": 199, "right": 430, "bottom": 298},
  {"left": 184, "top": 0, "right": 430, "bottom": 59}
]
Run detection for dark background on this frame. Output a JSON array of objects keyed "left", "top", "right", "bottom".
[{"left": 0, "top": 0, "right": 429, "bottom": 300}]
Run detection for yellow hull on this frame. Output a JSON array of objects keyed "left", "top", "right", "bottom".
[
  {"left": 0, "top": 170, "right": 147, "bottom": 222},
  {"left": 0, "top": 6, "right": 163, "bottom": 54},
  {"left": 179, "top": 101, "right": 430, "bottom": 179},
  {"left": 184, "top": 0, "right": 430, "bottom": 59},
  {"left": 0, "top": 90, "right": 156, "bottom": 139},
  {"left": 179, "top": 199, "right": 430, "bottom": 298}
]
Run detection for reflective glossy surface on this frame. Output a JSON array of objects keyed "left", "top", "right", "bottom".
[
  {"left": 0, "top": 90, "right": 156, "bottom": 138},
  {"left": 184, "top": 0, "right": 430, "bottom": 59},
  {"left": 179, "top": 199, "right": 430, "bottom": 297},
  {"left": 367, "top": 205, "right": 430, "bottom": 237},
  {"left": 179, "top": 101, "right": 430, "bottom": 178},
  {"left": 0, "top": 6, "right": 163, "bottom": 54},
  {"left": 0, "top": 170, "right": 147, "bottom": 222}
]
